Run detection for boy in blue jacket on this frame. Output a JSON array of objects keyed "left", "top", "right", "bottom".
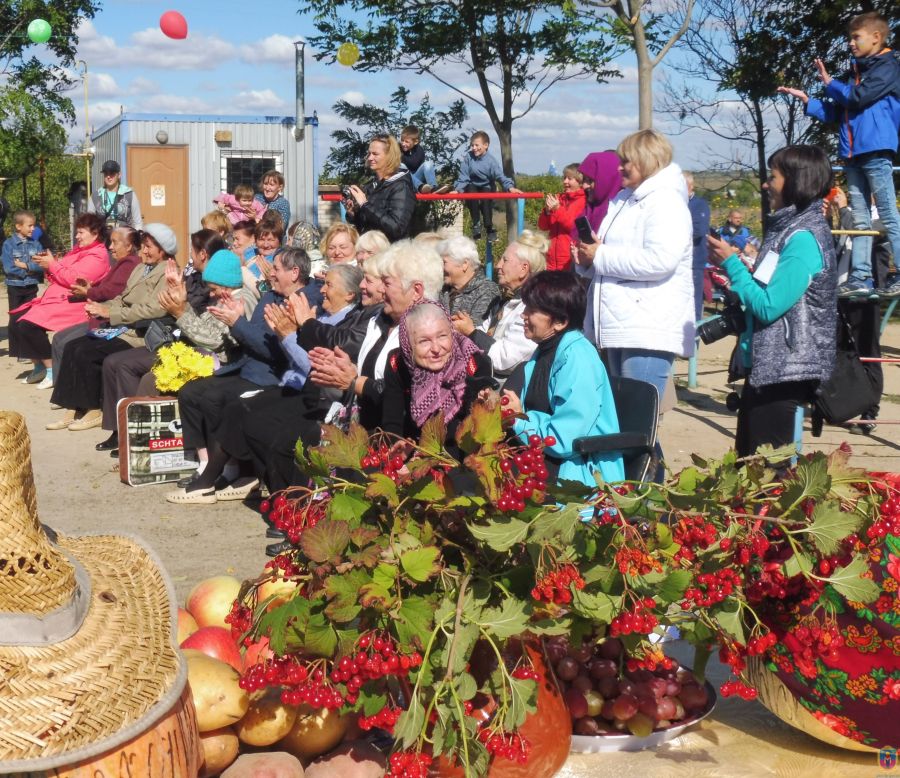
[
  {"left": 1, "top": 210, "right": 44, "bottom": 313},
  {"left": 779, "top": 11, "right": 900, "bottom": 298},
  {"left": 454, "top": 131, "right": 522, "bottom": 241}
]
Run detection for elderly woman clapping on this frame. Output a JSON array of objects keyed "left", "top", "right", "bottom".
[{"left": 438, "top": 235, "right": 499, "bottom": 322}]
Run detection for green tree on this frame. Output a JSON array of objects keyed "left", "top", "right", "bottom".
[
  {"left": 324, "top": 86, "right": 469, "bottom": 230},
  {"left": 1, "top": 0, "right": 100, "bottom": 120},
  {"left": 303, "top": 0, "right": 620, "bottom": 239}
]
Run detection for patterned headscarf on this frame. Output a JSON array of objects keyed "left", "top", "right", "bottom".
[{"left": 398, "top": 300, "right": 482, "bottom": 427}]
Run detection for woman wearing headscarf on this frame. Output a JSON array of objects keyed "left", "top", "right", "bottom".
[
  {"left": 575, "top": 151, "right": 623, "bottom": 240},
  {"left": 382, "top": 300, "right": 495, "bottom": 453}
]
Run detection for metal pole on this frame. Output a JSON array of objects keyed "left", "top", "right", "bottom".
[
  {"left": 485, "top": 241, "right": 494, "bottom": 280},
  {"left": 78, "top": 61, "right": 91, "bottom": 195},
  {"left": 517, "top": 197, "right": 525, "bottom": 236},
  {"left": 38, "top": 156, "right": 46, "bottom": 229}
]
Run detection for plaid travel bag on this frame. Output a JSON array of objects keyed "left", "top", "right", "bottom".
[{"left": 116, "top": 397, "right": 199, "bottom": 486}]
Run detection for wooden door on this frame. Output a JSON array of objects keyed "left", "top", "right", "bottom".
[{"left": 127, "top": 145, "right": 189, "bottom": 267}]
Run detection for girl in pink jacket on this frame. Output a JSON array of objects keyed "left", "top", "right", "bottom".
[
  {"left": 8, "top": 213, "right": 111, "bottom": 386},
  {"left": 213, "top": 184, "right": 267, "bottom": 226}
]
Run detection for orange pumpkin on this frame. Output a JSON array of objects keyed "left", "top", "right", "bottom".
[{"left": 37, "top": 685, "right": 202, "bottom": 777}]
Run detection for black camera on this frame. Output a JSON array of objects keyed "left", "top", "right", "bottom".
[
  {"left": 696, "top": 291, "right": 745, "bottom": 345},
  {"left": 341, "top": 185, "right": 355, "bottom": 202}
]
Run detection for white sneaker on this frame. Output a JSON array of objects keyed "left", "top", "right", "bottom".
[{"left": 36, "top": 375, "right": 54, "bottom": 390}]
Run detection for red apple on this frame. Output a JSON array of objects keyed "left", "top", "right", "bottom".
[
  {"left": 242, "top": 636, "right": 273, "bottom": 671},
  {"left": 177, "top": 607, "right": 199, "bottom": 644},
  {"left": 181, "top": 626, "right": 243, "bottom": 672},
  {"left": 186, "top": 575, "right": 241, "bottom": 629}
]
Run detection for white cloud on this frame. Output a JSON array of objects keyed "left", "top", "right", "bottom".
[
  {"left": 89, "top": 72, "right": 122, "bottom": 98},
  {"left": 232, "top": 89, "right": 290, "bottom": 112},
  {"left": 129, "top": 77, "right": 161, "bottom": 95},
  {"left": 238, "top": 34, "right": 301, "bottom": 65},
  {"left": 75, "top": 19, "right": 234, "bottom": 71},
  {"left": 337, "top": 90, "right": 365, "bottom": 106}
]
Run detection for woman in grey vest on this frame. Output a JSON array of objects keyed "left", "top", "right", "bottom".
[{"left": 708, "top": 145, "right": 837, "bottom": 457}]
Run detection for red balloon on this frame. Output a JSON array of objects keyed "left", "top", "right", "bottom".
[{"left": 159, "top": 10, "right": 188, "bottom": 40}]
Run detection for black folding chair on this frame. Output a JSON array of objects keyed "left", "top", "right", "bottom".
[{"left": 573, "top": 376, "right": 659, "bottom": 483}]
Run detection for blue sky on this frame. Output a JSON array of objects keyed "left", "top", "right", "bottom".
[{"left": 56, "top": 1, "right": 734, "bottom": 176}]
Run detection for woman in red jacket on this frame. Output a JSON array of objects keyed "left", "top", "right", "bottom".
[
  {"left": 537, "top": 164, "right": 586, "bottom": 271},
  {"left": 8, "top": 213, "right": 111, "bottom": 386}
]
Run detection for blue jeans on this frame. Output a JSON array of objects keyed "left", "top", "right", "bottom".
[
  {"left": 409, "top": 160, "right": 437, "bottom": 190},
  {"left": 604, "top": 348, "right": 675, "bottom": 480},
  {"left": 844, "top": 153, "right": 900, "bottom": 286}
]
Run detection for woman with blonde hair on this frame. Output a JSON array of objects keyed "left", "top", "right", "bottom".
[
  {"left": 343, "top": 134, "right": 417, "bottom": 241},
  {"left": 201, "top": 210, "right": 232, "bottom": 243},
  {"left": 355, "top": 229, "right": 390, "bottom": 262},
  {"left": 575, "top": 129, "right": 694, "bottom": 472}
]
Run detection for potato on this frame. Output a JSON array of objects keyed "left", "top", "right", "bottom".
[
  {"left": 199, "top": 726, "right": 240, "bottom": 778},
  {"left": 184, "top": 649, "right": 250, "bottom": 732},
  {"left": 304, "top": 741, "right": 386, "bottom": 778},
  {"left": 278, "top": 704, "right": 348, "bottom": 762},
  {"left": 221, "top": 752, "right": 305, "bottom": 778},
  {"left": 236, "top": 688, "right": 299, "bottom": 746}
]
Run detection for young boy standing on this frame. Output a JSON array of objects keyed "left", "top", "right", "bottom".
[
  {"left": 1, "top": 210, "right": 44, "bottom": 313},
  {"left": 454, "top": 131, "right": 522, "bottom": 241},
  {"left": 399, "top": 125, "right": 450, "bottom": 195},
  {"left": 779, "top": 11, "right": 900, "bottom": 298}
]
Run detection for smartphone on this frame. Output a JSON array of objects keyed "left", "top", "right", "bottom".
[
  {"left": 709, "top": 227, "right": 721, "bottom": 238},
  {"left": 574, "top": 215, "right": 595, "bottom": 245}
]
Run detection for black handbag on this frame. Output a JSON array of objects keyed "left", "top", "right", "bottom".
[{"left": 813, "top": 311, "right": 880, "bottom": 425}]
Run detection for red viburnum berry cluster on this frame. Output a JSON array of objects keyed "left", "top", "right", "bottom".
[
  {"left": 260, "top": 494, "right": 325, "bottom": 545},
  {"left": 530, "top": 564, "right": 585, "bottom": 603},
  {"left": 746, "top": 630, "right": 778, "bottom": 656},
  {"left": 358, "top": 705, "right": 402, "bottom": 733},
  {"left": 224, "top": 601, "right": 253, "bottom": 644},
  {"left": 594, "top": 484, "right": 634, "bottom": 525},
  {"left": 496, "top": 434, "right": 554, "bottom": 513},
  {"left": 723, "top": 532, "right": 771, "bottom": 566},
  {"left": 511, "top": 666, "right": 539, "bottom": 681},
  {"left": 625, "top": 648, "right": 675, "bottom": 673},
  {"left": 361, "top": 445, "right": 406, "bottom": 482},
  {"left": 478, "top": 730, "right": 531, "bottom": 764},
  {"left": 672, "top": 515, "right": 719, "bottom": 563},
  {"left": 240, "top": 657, "right": 344, "bottom": 708},
  {"left": 609, "top": 597, "right": 658, "bottom": 637},
  {"left": 329, "top": 631, "right": 422, "bottom": 707},
  {"left": 615, "top": 546, "right": 663, "bottom": 577},
  {"left": 265, "top": 553, "right": 302, "bottom": 578},
  {"left": 682, "top": 568, "right": 742, "bottom": 608},
  {"left": 720, "top": 679, "right": 758, "bottom": 700},
  {"left": 868, "top": 494, "right": 900, "bottom": 541},
  {"left": 386, "top": 750, "right": 432, "bottom": 778},
  {"left": 791, "top": 622, "right": 843, "bottom": 664}
]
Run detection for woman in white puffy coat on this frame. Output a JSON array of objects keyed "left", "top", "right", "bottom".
[{"left": 575, "top": 129, "right": 695, "bottom": 468}]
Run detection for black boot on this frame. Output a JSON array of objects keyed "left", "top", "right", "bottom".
[{"left": 95, "top": 431, "right": 118, "bottom": 451}]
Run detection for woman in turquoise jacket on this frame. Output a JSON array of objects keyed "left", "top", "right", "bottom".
[{"left": 502, "top": 271, "right": 625, "bottom": 487}]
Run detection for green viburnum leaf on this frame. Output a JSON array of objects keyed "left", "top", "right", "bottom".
[
  {"left": 714, "top": 602, "right": 746, "bottom": 643},
  {"left": 528, "top": 616, "right": 573, "bottom": 636},
  {"left": 358, "top": 582, "right": 394, "bottom": 609},
  {"left": 328, "top": 491, "right": 370, "bottom": 523},
  {"left": 655, "top": 523, "right": 674, "bottom": 549},
  {"left": 529, "top": 502, "right": 582, "bottom": 544},
  {"left": 300, "top": 518, "right": 351, "bottom": 563},
  {"left": 480, "top": 599, "right": 530, "bottom": 639},
  {"left": 581, "top": 563, "right": 614, "bottom": 586},
  {"left": 365, "top": 473, "right": 399, "bottom": 507},
  {"left": 372, "top": 563, "right": 396, "bottom": 590},
  {"left": 825, "top": 446, "right": 867, "bottom": 501},
  {"left": 677, "top": 466, "right": 701, "bottom": 493},
  {"left": 657, "top": 569, "right": 692, "bottom": 602},
  {"left": 361, "top": 692, "right": 388, "bottom": 717},
  {"left": 324, "top": 568, "right": 369, "bottom": 623},
  {"left": 502, "top": 675, "right": 538, "bottom": 730},
  {"left": 442, "top": 621, "right": 479, "bottom": 676},
  {"left": 779, "top": 453, "right": 830, "bottom": 511},
  {"left": 303, "top": 611, "right": 338, "bottom": 657},
  {"left": 419, "top": 412, "right": 448, "bottom": 456},
  {"left": 826, "top": 556, "right": 880, "bottom": 603},
  {"left": 395, "top": 693, "right": 426, "bottom": 749},
  {"left": 257, "top": 595, "right": 310, "bottom": 656},
  {"left": 409, "top": 475, "right": 446, "bottom": 502},
  {"left": 783, "top": 551, "right": 814, "bottom": 578},
  {"left": 571, "top": 588, "right": 619, "bottom": 623},
  {"left": 454, "top": 671, "right": 478, "bottom": 701},
  {"left": 400, "top": 546, "right": 440, "bottom": 582},
  {"left": 456, "top": 401, "right": 504, "bottom": 450},
  {"left": 467, "top": 516, "right": 529, "bottom": 552},
  {"left": 295, "top": 436, "right": 330, "bottom": 480},
  {"left": 317, "top": 422, "right": 370, "bottom": 468},
  {"left": 805, "top": 502, "right": 863, "bottom": 556},
  {"left": 395, "top": 595, "right": 434, "bottom": 650}
]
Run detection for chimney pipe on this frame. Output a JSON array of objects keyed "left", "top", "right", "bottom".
[{"left": 293, "top": 39, "right": 306, "bottom": 141}]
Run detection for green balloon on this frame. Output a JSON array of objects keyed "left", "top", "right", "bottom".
[{"left": 27, "top": 18, "right": 52, "bottom": 44}]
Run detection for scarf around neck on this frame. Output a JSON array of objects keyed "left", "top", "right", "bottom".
[{"left": 398, "top": 300, "right": 482, "bottom": 427}]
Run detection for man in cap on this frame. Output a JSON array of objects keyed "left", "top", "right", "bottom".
[{"left": 87, "top": 159, "right": 143, "bottom": 231}]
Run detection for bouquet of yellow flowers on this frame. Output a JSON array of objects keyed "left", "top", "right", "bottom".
[{"left": 152, "top": 342, "right": 214, "bottom": 392}]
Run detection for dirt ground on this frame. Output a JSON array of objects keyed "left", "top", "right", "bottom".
[{"left": 1, "top": 294, "right": 898, "bottom": 605}]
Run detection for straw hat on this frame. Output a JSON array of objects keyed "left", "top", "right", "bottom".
[{"left": 0, "top": 412, "right": 186, "bottom": 773}]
